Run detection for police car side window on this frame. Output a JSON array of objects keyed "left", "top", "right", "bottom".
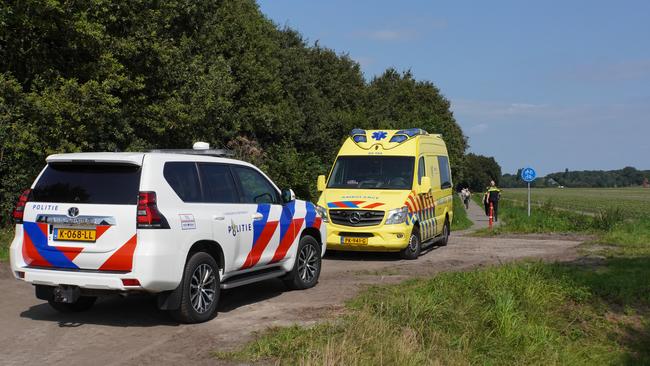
[
  {"left": 163, "top": 162, "right": 202, "bottom": 202},
  {"left": 231, "top": 166, "right": 279, "bottom": 204},
  {"left": 198, "top": 163, "right": 239, "bottom": 203},
  {"left": 417, "top": 156, "right": 426, "bottom": 184}
]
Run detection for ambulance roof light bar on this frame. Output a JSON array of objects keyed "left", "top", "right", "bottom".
[
  {"left": 349, "top": 128, "right": 367, "bottom": 143},
  {"left": 389, "top": 128, "right": 428, "bottom": 143}
]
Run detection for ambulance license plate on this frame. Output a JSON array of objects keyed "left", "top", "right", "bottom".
[
  {"left": 341, "top": 237, "right": 368, "bottom": 245},
  {"left": 53, "top": 228, "right": 96, "bottom": 242}
]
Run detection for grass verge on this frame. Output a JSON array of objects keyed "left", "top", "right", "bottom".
[
  {"left": 218, "top": 193, "right": 650, "bottom": 365},
  {"left": 217, "top": 260, "right": 650, "bottom": 365},
  {"left": 451, "top": 195, "right": 473, "bottom": 231},
  {"left": 473, "top": 199, "right": 650, "bottom": 248},
  {"left": 0, "top": 227, "right": 14, "bottom": 261}
]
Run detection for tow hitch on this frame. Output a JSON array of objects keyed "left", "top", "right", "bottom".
[{"left": 52, "top": 285, "right": 81, "bottom": 303}]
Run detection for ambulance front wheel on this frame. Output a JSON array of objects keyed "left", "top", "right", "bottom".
[{"left": 400, "top": 227, "right": 421, "bottom": 260}]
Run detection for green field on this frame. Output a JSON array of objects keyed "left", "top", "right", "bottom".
[{"left": 504, "top": 187, "right": 650, "bottom": 218}]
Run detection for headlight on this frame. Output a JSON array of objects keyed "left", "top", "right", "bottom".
[
  {"left": 385, "top": 206, "right": 409, "bottom": 225},
  {"left": 315, "top": 205, "right": 329, "bottom": 223}
]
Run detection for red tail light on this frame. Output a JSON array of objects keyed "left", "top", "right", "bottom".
[
  {"left": 12, "top": 189, "right": 31, "bottom": 224},
  {"left": 137, "top": 192, "right": 168, "bottom": 229}
]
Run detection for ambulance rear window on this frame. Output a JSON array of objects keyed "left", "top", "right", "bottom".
[{"left": 32, "top": 163, "right": 141, "bottom": 204}]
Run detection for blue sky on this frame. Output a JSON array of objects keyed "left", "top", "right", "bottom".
[{"left": 258, "top": 0, "right": 650, "bottom": 175}]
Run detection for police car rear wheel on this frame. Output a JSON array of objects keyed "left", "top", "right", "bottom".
[
  {"left": 48, "top": 296, "right": 96, "bottom": 313},
  {"left": 283, "top": 235, "right": 321, "bottom": 290},
  {"left": 170, "top": 251, "right": 221, "bottom": 324},
  {"left": 400, "top": 228, "right": 421, "bottom": 260}
]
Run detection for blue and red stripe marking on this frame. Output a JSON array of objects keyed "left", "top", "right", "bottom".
[
  {"left": 327, "top": 201, "right": 384, "bottom": 209},
  {"left": 242, "top": 202, "right": 324, "bottom": 268},
  {"left": 241, "top": 204, "right": 278, "bottom": 269},
  {"left": 22, "top": 222, "right": 79, "bottom": 269}
]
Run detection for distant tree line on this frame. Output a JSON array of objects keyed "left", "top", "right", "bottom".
[
  {"left": 0, "top": 0, "right": 467, "bottom": 226},
  {"left": 456, "top": 153, "right": 502, "bottom": 192},
  {"left": 500, "top": 167, "right": 650, "bottom": 188}
]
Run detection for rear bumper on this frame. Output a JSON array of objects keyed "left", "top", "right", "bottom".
[
  {"left": 10, "top": 228, "right": 183, "bottom": 293},
  {"left": 325, "top": 222, "right": 412, "bottom": 252}
]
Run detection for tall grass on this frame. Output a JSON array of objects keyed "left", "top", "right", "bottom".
[
  {"left": 478, "top": 199, "right": 650, "bottom": 246},
  {"left": 451, "top": 195, "right": 473, "bottom": 231},
  {"left": 218, "top": 261, "right": 650, "bottom": 365}
]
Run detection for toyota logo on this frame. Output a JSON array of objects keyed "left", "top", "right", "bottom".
[
  {"left": 67, "top": 207, "right": 80, "bottom": 217},
  {"left": 349, "top": 212, "right": 361, "bottom": 224}
]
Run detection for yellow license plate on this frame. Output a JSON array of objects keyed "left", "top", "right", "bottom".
[
  {"left": 341, "top": 237, "right": 368, "bottom": 245},
  {"left": 54, "top": 228, "right": 96, "bottom": 242}
]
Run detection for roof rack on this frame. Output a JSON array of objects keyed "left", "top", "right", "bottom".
[{"left": 149, "top": 149, "right": 235, "bottom": 158}]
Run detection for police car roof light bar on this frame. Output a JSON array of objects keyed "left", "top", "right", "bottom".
[{"left": 149, "top": 148, "right": 235, "bottom": 157}]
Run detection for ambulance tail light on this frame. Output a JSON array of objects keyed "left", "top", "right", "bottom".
[
  {"left": 137, "top": 192, "right": 169, "bottom": 229},
  {"left": 12, "top": 189, "right": 31, "bottom": 224}
]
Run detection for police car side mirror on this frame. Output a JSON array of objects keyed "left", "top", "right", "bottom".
[
  {"left": 419, "top": 176, "right": 432, "bottom": 193},
  {"left": 317, "top": 175, "right": 326, "bottom": 192},
  {"left": 281, "top": 188, "right": 296, "bottom": 203}
]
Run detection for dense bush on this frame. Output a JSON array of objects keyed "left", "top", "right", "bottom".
[{"left": 0, "top": 0, "right": 467, "bottom": 226}]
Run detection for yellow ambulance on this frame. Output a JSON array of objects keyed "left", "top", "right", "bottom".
[{"left": 316, "top": 128, "right": 454, "bottom": 259}]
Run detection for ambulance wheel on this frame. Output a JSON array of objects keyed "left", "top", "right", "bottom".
[
  {"left": 439, "top": 218, "right": 450, "bottom": 246},
  {"left": 400, "top": 227, "right": 421, "bottom": 260},
  {"left": 48, "top": 296, "right": 96, "bottom": 313},
  {"left": 283, "top": 235, "right": 321, "bottom": 290},
  {"left": 170, "top": 251, "right": 221, "bottom": 324}
]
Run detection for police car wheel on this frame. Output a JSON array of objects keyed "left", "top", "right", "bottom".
[
  {"left": 440, "top": 219, "right": 450, "bottom": 246},
  {"left": 283, "top": 235, "right": 321, "bottom": 290},
  {"left": 400, "top": 228, "right": 421, "bottom": 260},
  {"left": 48, "top": 296, "right": 96, "bottom": 313},
  {"left": 170, "top": 251, "right": 221, "bottom": 324}
]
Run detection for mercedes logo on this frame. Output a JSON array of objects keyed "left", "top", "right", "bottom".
[
  {"left": 67, "top": 207, "right": 80, "bottom": 217},
  {"left": 349, "top": 211, "right": 361, "bottom": 224}
]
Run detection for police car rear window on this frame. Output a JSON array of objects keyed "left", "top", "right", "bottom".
[{"left": 32, "top": 163, "right": 141, "bottom": 204}]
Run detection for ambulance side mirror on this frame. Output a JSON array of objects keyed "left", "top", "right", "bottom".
[
  {"left": 317, "top": 175, "right": 326, "bottom": 192},
  {"left": 419, "top": 176, "right": 432, "bottom": 194}
]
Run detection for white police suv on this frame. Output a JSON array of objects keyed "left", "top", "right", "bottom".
[{"left": 9, "top": 143, "right": 325, "bottom": 323}]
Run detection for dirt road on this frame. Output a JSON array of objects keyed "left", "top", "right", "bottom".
[{"left": 0, "top": 202, "right": 582, "bottom": 365}]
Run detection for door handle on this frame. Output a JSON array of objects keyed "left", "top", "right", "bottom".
[
  {"left": 213, "top": 215, "right": 225, "bottom": 221},
  {"left": 251, "top": 213, "right": 263, "bottom": 221}
]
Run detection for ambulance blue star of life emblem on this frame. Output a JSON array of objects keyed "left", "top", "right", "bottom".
[{"left": 371, "top": 131, "right": 387, "bottom": 141}]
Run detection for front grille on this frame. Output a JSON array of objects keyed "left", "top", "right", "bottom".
[{"left": 329, "top": 209, "right": 385, "bottom": 227}]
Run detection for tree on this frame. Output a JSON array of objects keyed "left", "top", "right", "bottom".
[{"left": 457, "top": 153, "right": 502, "bottom": 192}]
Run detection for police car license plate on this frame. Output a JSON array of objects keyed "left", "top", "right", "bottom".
[
  {"left": 341, "top": 237, "right": 368, "bottom": 245},
  {"left": 53, "top": 228, "right": 96, "bottom": 242}
]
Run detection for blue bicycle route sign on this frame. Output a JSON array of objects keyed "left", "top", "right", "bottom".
[{"left": 521, "top": 167, "right": 536, "bottom": 183}]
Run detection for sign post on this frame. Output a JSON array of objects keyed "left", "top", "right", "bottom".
[{"left": 520, "top": 167, "right": 537, "bottom": 217}]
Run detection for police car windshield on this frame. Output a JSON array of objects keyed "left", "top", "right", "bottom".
[{"left": 327, "top": 156, "right": 414, "bottom": 190}]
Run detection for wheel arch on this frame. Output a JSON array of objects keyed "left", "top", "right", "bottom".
[
  {"left": 187, "top": 240, "right": 225, "bottom": 270},
  {"left": 300, "top": 227, "right": 322, "bottom": 247}
]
